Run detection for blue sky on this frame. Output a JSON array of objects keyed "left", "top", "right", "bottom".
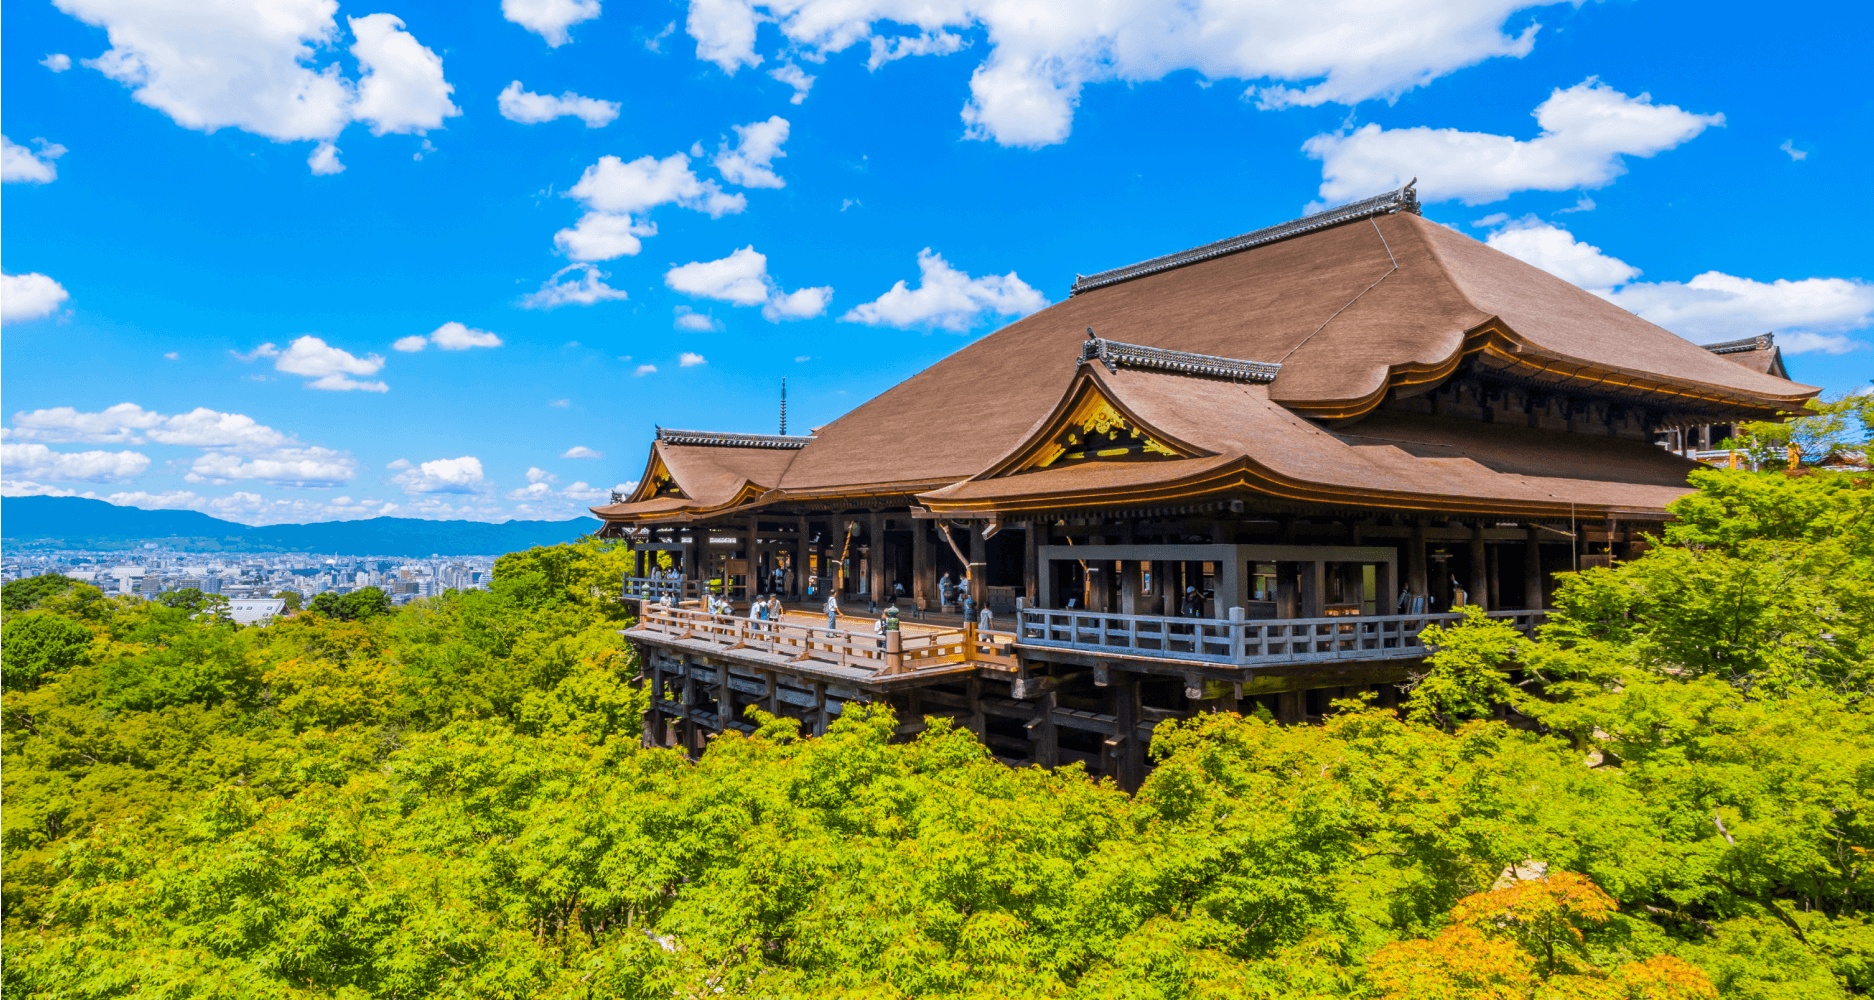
[{"left": 4, "top": 0, "right": 1871, "bottom": 524}]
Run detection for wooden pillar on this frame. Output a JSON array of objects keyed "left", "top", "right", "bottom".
[
  {"left": 1023, "top": 522, "right": 1039, "bottom": 605},
  {"left": 1486, "top": 538, "right": 1501, "bottom": 612},
  {"left": 965, "top": 675, "right": 985, "bottom": 736},
  {"left": 1217, "top": 549, "right": 1243, "bottom": 614},
  {"left": 968, "top": 522, "right": 988, "bottom": 607},
  {"left": 914, "top": 521, "right": 934, "bottom": 610},
  {"left": 868, "top": 510, "right": 885, "bottom": 601},
  {"left": 645, "top": 658, "right": 667, "bottom": 747},
  {"left": 744, "top": 516, "right": 759, "bottom": 601},
  {"left": 1119, "top": 559, "right": 1142, "bottom": 615},
  {"left": 718, "top": 663, "right": 734, "bottom": 733},
  {"left": 1468, "top": 523, "right": 1488, "bottom": 611},
  {"left": 1300, "top": 560, "right": 1326, "bottom": 618},
  {"left": 1277, "top": 689, "right": 1304, "bottom": 724},
  {"left": 1408, "top": 520, "right": 1428, "bottom": 597},
  {"left": 812, "top": 681, "right": 829, "bottom": 737},
  {"left": 1112, "top": 675, "right": 1144, "bottom": 792},
  {"left": 1525, "top": 526, "right": 1544, "bottom": 610},
  {"left": 1375, "top": 557, "right": 1397, "bottom": 615},
  {"left": 680, "top": 664, "right": 698, "bottom": 756},
  {"left": 794, "top": 516, "right": 809, "bottom": 599},
  {"left": 1030, "top": 688, "right": 1059, "bottom": 768}
]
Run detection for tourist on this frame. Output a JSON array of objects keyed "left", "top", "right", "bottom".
[{"left": 824, "top": 590, "right": 840, "bottom": 631}]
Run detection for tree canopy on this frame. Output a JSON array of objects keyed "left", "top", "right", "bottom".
[{"left": 2, "top": 485, "right": 1869, "bottom": 997}]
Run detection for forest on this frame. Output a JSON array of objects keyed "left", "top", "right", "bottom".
[{"left": 2, "top": 467, "right": 1870, "bottom": 998}]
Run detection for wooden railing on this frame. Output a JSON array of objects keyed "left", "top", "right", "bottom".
[
  {"left": 626, "top": 604, "right": 1016, "bottom": 676},
  {"left": 624, "top": 576, "right": 706, "bottom": 601},
  {"left": 1017, "top": 607, "right": 1547, "bottom": 667}
]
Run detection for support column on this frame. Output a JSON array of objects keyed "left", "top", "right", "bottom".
[
  {"left": 868, "top": 510, "right": 885, "bottom": 602},
  {"left": 1030, "top": 688, "right": 1059, "bottom": 768},
  {"left": 912, "top": 520, "right": 930, "bottom": 610},
  {"left": 1217, "top": 550, "right": 1243, "bottom": 614},
  {"left": 744, "top": 516, "right": 759, "bottom": 601},
  {"left": 1277, "top": 689, "right": 1304, "bottom": 724},
  {"left": 680, "top": 665, "right": 698, "bottom": 756},
  {"left": 1375, "top": 558, "right": 1398, "bottom": 615},
  {"left": 1112, "top": 675, "right": 1144, "bottom": 792},
  {"left": 968, "top": 522, "right": 988, "bottom": 608},
  {"left": 1119, "top": 559, "right": 1142, "bottom": 615},
  {"left": 1023, "top": 523, "right": 1039, "bottom": 605},
  {"left": 1486, "top": 538, "right": 1501, "bottom": 611},
  {"left": 1408, "top": 520, "right": 1428, "bottom": 598},
  {"left": 1525, "top": 526, "right": 1544, "bottom": 610},
  {"left": 645, "top": 659, "right": 667, "bottom": 747},
  {"left": 1469, "top": 522, "right": 1488, "bottom": 611},
  {"left": 1300, "top": 560, "right": 1326, "bottom": 618},
  {"left": 794, "top": 516, "right": 809, "bottom": 599}
]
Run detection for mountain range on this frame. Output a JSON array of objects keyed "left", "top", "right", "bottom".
[{"left": 2, "top": 496, "right": 601, "bottom": 556}]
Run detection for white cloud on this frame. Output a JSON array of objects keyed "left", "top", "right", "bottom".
[
  {"left": 1306, "top": 79, "right": 1723, "bottom": 206},
  {"left": 561, "top": 445, "right": 603, "bottom": 458},
  {"left": 37, "top": 487, "right": 406, "bottom": 526},
  {"left": 232, "top": 342, "right": 281, "bottom": 362},
  {"left": 714, "top": 115, "right": 789, "bottom": 188},
  {"left": 764, "top": 286, "right": 832, "bottom": 321},
  {"left": 149, "top": 407, "right": 295, "bottom": 452},
  {"left": 555, "top": 151, "right": 745, "bottom": 261},
  {"left": 674, "top": 307, "right": 717, "bottom": 331},
  {"left": 7, "top": 402, "right": 165, "bottom": 444},
  {"left": 684, "top": 0, "right": 1564, "bottom": 147},
  {"left": 308, "top": 141, "right": 344, "bottom": 174},
  {"left": 549, "top": 399, "right": 570, "bottom": 407},
  {"left": 387, "top": 458, "right": 413, "bottom": 469},
  {"left": 520, "top": 264, "right": 630, "bottom": 308},
  {"left": 52, "top": 0, "right": 456, "bottom": 172},
  {"left": 526, "top": 466, "right": 557, "bottom": 483},
  {"left": 393, "top": 335, "right": 429, "bottom": 352},
  {"left": 274, "top": 335, "right": 388, "bottom": 392},
  {"left": 347, "top": 14, "right": 459, "bottom": 135},
  {"left": 794, "top": 354, "right": 810, "bottom": 362},
  {"left": 2, "top": 135, "right": 66, "bottom": 183},
  {"left": 42, "top": 53, "right": 72, "bottom": 72},
  {"left": 503, "top": 0, "right": 601, "bottom": 46},
  {"left": 391, "top": 455, "right": 487, "bottom": 494},
  {"left": 428, "top": 321, "right": 503, "bottom": 350},
  {"left": 1, "top": 272, "right": 70, "bottom": 323},
  {"left": 2, "top": 442, "right": 150, "bottom": 482},
  {"left": 1781, "top": 139, "right": 1807, "bottom": 162},
  {"left": 497, "top": 81, "right": 619, "bottom": 127},
  {"left": 679, "top": 352, "right": 707, "bottom": 367},
  {"left": 186, "top": 446, "right": 356, "bottom": 487},
  {"left": 664, "top": 245, "right": 831, "bottom": 321},
  {"left": 768, "top": 63, "right": 814, "bottom": 103},
  {"left": 843, "top": 247, "right": 1046, "bottom": 331},
  {"left": 1483, "top": 217, "right": 1638, "bottom": 294},
  {"left": 164, "top": 352, "right": 180, "bottom": 360},
  {"left": 634, "top": 364, "right": 658, "bottom": 376},
  {"left": 1483, "top": 219, "right": 1874, "bottom": 355}
]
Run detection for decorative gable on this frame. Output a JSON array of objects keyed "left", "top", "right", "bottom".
[{"left": 1001, "top": 378, "right": 1202, "bottom": 476}]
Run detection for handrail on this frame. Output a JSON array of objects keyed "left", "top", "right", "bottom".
[
  {"left": 1016, "top": 607, "right": 1548, "bottom": 667},
  {"left": 625, "top": 604, "right": 1016, "bottom": 675}
]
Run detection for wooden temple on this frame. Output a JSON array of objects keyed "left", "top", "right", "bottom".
[{"left": 596, "top": 184, "right": 1816, "bottom": 786}]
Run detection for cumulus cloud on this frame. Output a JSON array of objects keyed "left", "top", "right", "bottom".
[
  {"left": 714, "top": 116, "right": 789, "bottom": 188},
  {"left": 52, "top": 0, "right": 457, "bottom": 172},
  {"left": 186, "top": 447, "right": 356, "bottom": 487},
  {"left": 526, "top": 466, "right": 557, "bottom": 483},
  {"left": 1307, "top": 79, "right": 1723, "bottom": 206},
  {"left": 428, "top": 321, "right": 503, "bottom": 350},
  {"left": 42, "top": 53, "right": 72, "bottom": 72},
  {"left": 664, "top": 245, "right": 831, "bottom": 321},
  {"left": 634, "top": 364, "right": 658, "bottom": 376},
  {"left": 561, "top": 445, "right": 603, "bottom": 458},
  {"left": 1780, "top": 139, "right": 1808, "bottom": 162},
  {"left": 497, "top": 80, "right": 620, "bottom": 127},
  {"left": 768, "top": 63, "right": 814, "bottom": 103},
  {"left": 685, "top": 0, "right": 1563, "bottom": 147},
  {"left": 503, "top": 0, "right": 601, "bottom": 46},
  {"left": 2, "top": 442, "right": 150, "bottom": 482},
  {"left": 555, "top": 151, "right": 745, "bottom": 261},
  {"left": 679, "top": 352, "right": 707, "bottom": 367},
  {"left": 520, "top": 264, "right": 630, "bottom": 308},
  {"left": 2, "top": 135, "right": 66, "bottom": 183},
  {"left": 391, "top": 455, "right": 487, "bottom": 494},
  {"left": 1483, "top": 219, "right": 1874, "bottom": 354},
  {"left": 843, "top": 248, "right": 1046, "bottom": 331},
  {"left": 1, "top": 272, "right": 70, "bottom": 323},
  {"left": 273, "top": 335, "right": 389, "bottom": 391},
  {"left": 674, "top": 307, "right": 717, "bottom": 331},
  {"left": 393, "top": 335, "right": 428, "bottom": 352}
]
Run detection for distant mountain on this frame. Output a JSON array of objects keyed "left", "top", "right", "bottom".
[{"left": 1, "top": 495, "right": 601, "bottom": 556}]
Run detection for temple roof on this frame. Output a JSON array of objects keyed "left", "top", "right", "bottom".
[
  {"left": 594, "top": 192, "right": 1818, "bottom": 523},
  {"left": 1702, "top": 333, "right": 1790, "bottom": 379}
]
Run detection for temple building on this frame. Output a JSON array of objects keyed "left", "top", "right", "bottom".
[{"left": 598, "top": 185, "right": 1816, "bottom": 784}]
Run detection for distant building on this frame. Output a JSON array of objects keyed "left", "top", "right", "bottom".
[{"left": 226, "top": 598, "right": 287, "bottom": 626}]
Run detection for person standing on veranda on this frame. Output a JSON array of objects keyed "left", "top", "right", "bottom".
[{"left": 824, "top": 590, "right": 840, "bottom": 632}]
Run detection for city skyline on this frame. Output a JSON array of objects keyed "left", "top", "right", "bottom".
[{"left": 4, "top": 0, "right": 1870, "bottom": 526}]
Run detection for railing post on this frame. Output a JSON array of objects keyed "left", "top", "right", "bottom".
[
  {"left": 964, "top": 622, "right": 977, "bottom": 663},
  {"left": 885, "top": 628, "right": 903, "bottom": 675},
  {"left": 1228, "top": 606, "right": 1244, "bottom": 663}
]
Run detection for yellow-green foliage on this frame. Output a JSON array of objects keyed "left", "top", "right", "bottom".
[{"left": 2, "top": 476, "right": 1870, "bottom": 998}]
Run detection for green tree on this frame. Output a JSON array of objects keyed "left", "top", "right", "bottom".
[
  {"left": 1, "top": 573, "right": 78, "bottom": 612},
  {"left": 273, "top": 589, "right": 303, "bottom": 612},
  {"left": 0, "top": 612, "right": 93, "bottom": 691}
]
